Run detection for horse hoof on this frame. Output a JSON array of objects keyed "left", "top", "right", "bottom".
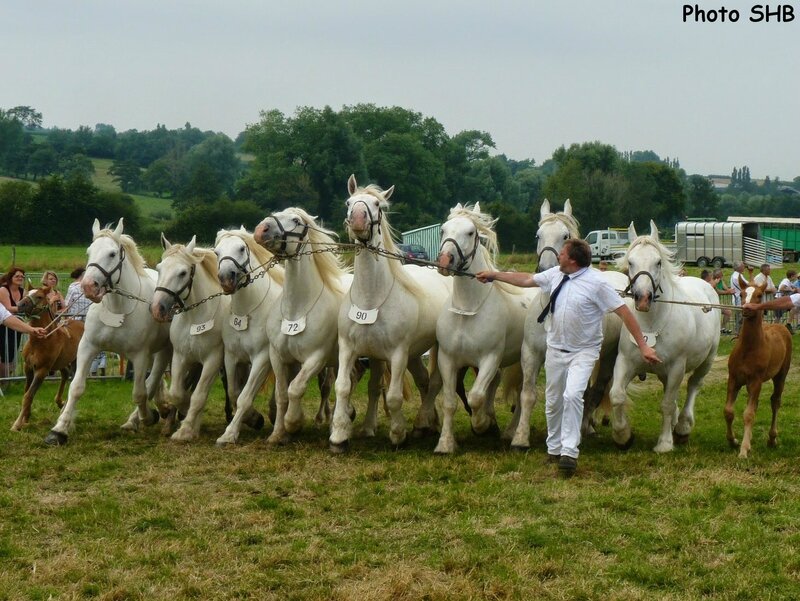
[
  {"left": 329, "top": 440, "right": 350, "bottom": 454},
  {"left": 411, "top": 426, "right": 438, "bottom": 439},
  {"left": 44, "top": 430, "right": 68, "bottom": 446},
  {"left": 614, "top": 433, "right": 635, "bottom": 451},
  {"left": 215, "top": 439, "right": 235, "bottom": 448},
  {"left": 471, "top": 422, "right": 500, "bottom": 437},
  {"left": 149, "top": 408, "right": 160, "bottom": 425},
  {"left": 248, "top": 413, "right": 265, "bottom": 431},
  {"left": 510, "top": 444, "right": 530, "bottom": 453},
  {"left": 673, "top": 431, "right": 690, "bottom": 445},
  {"left": 268, "top": 407, "right": 277, "bottom": 426}
]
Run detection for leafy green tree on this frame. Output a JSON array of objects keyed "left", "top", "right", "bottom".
[
  {"left": 59, "top": 153, "right": 95, "bottom": 180},
  {"left": 174, "top": 161, "right": 223, "bottom": 209},
  {"left": 686, "top": 174, "right": 719, "bottom": 218},
  {"left": 143, "top": 157, "right": 177, "bottom": 197},
  {"left": 167, "top": 199, "right": 264, "bottom": 244},
  {"left": 7, "top": 105, "right": 42, "bottom": 129},
  {"left": 27, "top": 146, "right": 58, "bottom": 179},
  {"left": 0, "top": 180, "right": 35, "bottom": 241},
  {"left": 108, "top": 159, "right": 142, "bottom": 192}
]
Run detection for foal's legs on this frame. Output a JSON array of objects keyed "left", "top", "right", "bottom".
[
  {"left": 12, "top": 367, "right": 46, "bottom": 431},
  {"left": 46, "top": 338, "right": 99, "bottom": 444},
  {"left": 724, "top": 377, "right": 743, "bottom": 449},
  {"left": 740, "top": 380, "right": 764, "bottom": 458},
  {"left": 768, "top": 370, "right": 788, "bottom": 448}
]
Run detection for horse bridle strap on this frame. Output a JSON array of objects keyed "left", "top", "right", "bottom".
[
  {"left": 155, "top": 264, "right": 196, "bottom": 310},
  {"left": 87, "top": 245, "right": 126, "bottom": 290},
  {"left": 271, "top": 216, "right": 310, "bottom": 256},
  {"left": 346, "top": 200, "right": 382, "bottom": 245},
  {"left": 218, "top": 245, "right": 253, "bottom": 289},
  {"left": 440, "top": 236, "right": 480, "bottom": 273},
  {"left": 623, "top": 270, "right": 662, "bottom": 299}
]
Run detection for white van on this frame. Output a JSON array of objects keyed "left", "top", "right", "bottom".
[{"left": 585, "top": 230, "right": 629, "bottom": 261}]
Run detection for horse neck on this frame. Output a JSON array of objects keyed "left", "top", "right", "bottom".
[
  {"left": 452, "top": 251, "right": 491, "bottom": 305},
  {"left": 282, "top": 253, "right": 326, "bottom": 310},
  {"left": 28, "top": 307, "right": 56, "bottom": 329},
  {"left": 229, "top": 264, "right": 278, "bottom": 314},
  {"left": 351, "top": 244, "right": 394, "bottom": 304},
  {"left": 185, "top": 265, "right": 222, "bottom": 320},
  {"left": 739, "top": 311, "right": 766, "bottom": 347},
  {"left": 103, "top": 260, "right": 143, "bottom": 314},
  {"left": 637, "top": 277, "right": 675, "bottom": 329}
]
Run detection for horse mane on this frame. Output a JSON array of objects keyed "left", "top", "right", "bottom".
[
  {"left": 617, "top": 236, "right": 683, "bottom": 285},
  {"left": 214, "top": 228, "right": 285, "bottom": 287},
  {"left": 351, "top": 185, "right": 423, "bottom": 297},
  {"left": 447, "top": 204, "right": 524, "bottom": 296},
  {"left": 282, "top": 207, "right": 350, "bottom": 294},
  {"left": 93, "top": 229, "right": 148, "bottom": 276},
  {"left": 163, "top": 243, "right": 220, "bottom": 280},
  {"left": 538, "top": 211, "right": 581, "bottom": 239}
]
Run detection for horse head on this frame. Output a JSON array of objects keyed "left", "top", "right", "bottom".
[
  {"left": 16, "top": 286, "right": 53, "bottom": 318},
  {"left": 214, "top": 227, "right": 252, "bottom": 294},
  {"left": 344, "top": 174, "right": 393, "bottom": 246},
  {"left": 83, "top": 218, "right": 126, "bottom": 302},
  {"left": 256, "top": 209, "right": 312, "bottom": 258},
  {"left": 622, "top": 220, "right": 675, "bottom": 312},
  {"left": 151, "top": 235, "right": 199, "bottom": 322},
  {"left": 536, "top": 199, "right": 577, "bottom": 272},
  {"left": 437, "top": 202, "right": 494, "bottom": 276},
  {"left": 740, "top": 274, "right": 768, "bottom": 318}
]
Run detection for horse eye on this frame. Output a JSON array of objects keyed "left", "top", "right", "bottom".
[
  {"left": 239, "top": 246, "right": 246, "bottom": 253},
  {"left": 179, "top": 270, "right": 187, "bottom": 278},
  {"left": 563, "top": 234, "right": 569, "bottom": 240}
]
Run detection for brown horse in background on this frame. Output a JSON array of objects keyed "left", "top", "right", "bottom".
[
  {"left": 12, "top": 286, "right": 84, "bottom": 431},
  {"left": 725, "top": 276, "right": 792, "bottom": 458}
]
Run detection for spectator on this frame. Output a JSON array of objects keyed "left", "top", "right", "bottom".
[
  {"left": 776, "top": 269, "right": 798, "bottom": 330},
  {"left": 64, "top": 267, "right": 92, "bottom": 320},
  {"left": 0, "top": 266, "right": 27, "bottom": 380},
  {"left": 729, "top": 261, "right": 751, "bottom": 333},
  {"left": 41, "top": 270, "right": 65, "bottom": 311},
  {"left": 753, "top": 263, "right": 777, "bottom": 294},
  {"left": 713, "top": 268, "right": 734, "bottom": 334},
  {"left": 598, "top": 260, "right": 609, "bottom": 272}
]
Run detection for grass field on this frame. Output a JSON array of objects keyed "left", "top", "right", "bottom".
[{"left": 3, "top": 326, "right": 800, "bottom": 598}]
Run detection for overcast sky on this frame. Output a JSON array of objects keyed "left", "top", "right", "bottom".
[{"left": 3, "top": 0, "right": 798, "bottom": 179}]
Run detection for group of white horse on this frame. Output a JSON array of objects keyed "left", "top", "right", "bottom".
[{"left": 41, "top": 174, "right": 722, "bottom": 456}]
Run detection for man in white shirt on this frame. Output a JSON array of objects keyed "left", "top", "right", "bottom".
[
  {"left": 476, "top": 239, "right": 661, "bottom": 477},
  {"left": 753, "top": 263, "right": 777, "bottom": 294}
]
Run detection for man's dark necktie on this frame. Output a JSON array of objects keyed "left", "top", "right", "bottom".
[{"left": 537, "top": 273, "right": 570, "bottom": 323}]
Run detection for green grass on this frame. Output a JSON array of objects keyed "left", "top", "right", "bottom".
[{"left": 2, "top": 332, "right": 800, "bottom": 599}]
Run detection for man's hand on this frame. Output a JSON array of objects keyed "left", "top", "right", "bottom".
[
  {"left": 31, "top": 327, "right": 47, "bottom": 338},
  {"left": 641, "top": 345, "right": 662, "bottom": 365},
  {"left": 475, "top": 270, "right": 495, "bottom": 283}
]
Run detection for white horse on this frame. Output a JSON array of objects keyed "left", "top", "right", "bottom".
[
  {"left": 434, "top": 203, "right": 534, "bottom": 453},
  {"left": 506, "top": 199, "right": 630, "bottom": 449},
  {"left": 151, "top": 235, "right": 230, "bottom": 442},
  {"left": 330, "top": 175, "right": 452, "bottom": 450},
  {"left": 45, "top": 219, "right": 172, "bottom": 445},
  {"left": 254, "top": 208, "right": 356, "bottom": 444},
  {"left": 213, "top": 227, "right": 285, "bottom": 445},
  {"left": 609, "top": 221, "right": 721, "bottom": 453}
]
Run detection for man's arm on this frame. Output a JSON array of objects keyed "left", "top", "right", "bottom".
[
  {"left": 2, "top": 315, "right": 46, "bottom": 337},
  {"left": 613, "top": 305, "right": 662, "bottom": 365},
  {"left": 475, "top": 270, "right": 539, "bottom": 288},
  {"left": 743, "top": 296, "right": 795, "bottom": 312}
]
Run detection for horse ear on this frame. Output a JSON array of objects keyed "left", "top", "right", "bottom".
[
  {"left": 540, "top": 199, "right": 551, "bottom": 220},
  {"left": 454, "top": 202, "right": 463, "bottom": 211},
  {"left": 738, "top": 274, "right": 749, "bottom": 290},
  {"left": 112, "top": 218, "right": 124, "bottom": 240},
  {"left": 383, "top": 185, "right": 394, "bottom": 201},
  {"left": 628, "top": 221, "right": 638, "bottom": 241},
  {"left": 473, "top": 201, "right": 481, "bottom": 214},
  {"left": 186, "top": 236, "right": 197, "bottom": 253},
  {"left": 92, "top": 218, "right": 101, "bottom": 237},
  {"left": 649, "top": 220, "right": 660, "bottom": 242},
  {"left": 563, "top": 199, "right": 572, "bottom": 217},
  {"left": 161, "top": 232, "right": 172, "bottom": 250},
  {"left": 347, "top": 174, "right": 358, "bottom": 196}
]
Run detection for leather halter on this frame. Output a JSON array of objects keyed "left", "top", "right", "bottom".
[
  {"left": 623, "top": 270, "right": 662, "bottom": 301},
  {"left": 218, "top": 243, "right": 253, "bottom": 290},
  {"left": 345, "top": 199, "right": 382, "bottom": 245},
  {"left": 270, "top": 216, "right": 309, "bottom": 256},
  {"left": 87, "top": 244, "right": 126, "bottom": 291},
  {"left": 439, "top": 235, "right": 480, "bottom": 273},
  {"left": 155, "top": 264, "right": 196, "bottom": 311}
]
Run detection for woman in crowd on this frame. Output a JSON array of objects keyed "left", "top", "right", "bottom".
[
  {"left": 41, "top": 270, "right": 65, "bottom": 311},
  {"left": 0, "top": 266, "right": 27, "bottom": 380}
]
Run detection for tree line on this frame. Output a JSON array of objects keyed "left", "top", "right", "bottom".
[{"left": 1, "top": 105, "right": 798, "bottom": 248}]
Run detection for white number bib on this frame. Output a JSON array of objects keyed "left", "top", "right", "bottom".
[
  {"left": 97, "top": 305, "right": 124, "bottom": 328},
  {"left": 348, "top": 304, "right": 378, "bottom": 325},
  {"left": 190, "top": 319, "right": 214, "bottom": 336},
  {"left": 230, "top": 314, "right": 249, "bottom": 331},
  {"left": 630, "top": 331, "right": 657, "bottom": 348},
  {"left": 281, "top": 316, "right": 306, "bottom": 336}
]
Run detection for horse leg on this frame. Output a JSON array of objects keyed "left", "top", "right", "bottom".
[
  {"left": 359, "top": 359, "right": 385, "bottom": 438},
  {"left": 45, "top": 339, "right": 98, "bottom": 445},
  {"left": 433, "top": 351, "right": 460, "bottom": 454},
  {"left": 740, "top": 380, "right": 763, "bottom": 458},
  {"left": 12, "top": 368, "right": 46, "bottom": 431},
  {"left": 147, "top": 348, "right": 171, "bottom": 417},
  {"left": 609, "top": 356, "right": 639, "bottom": 450},
  {"left": 285, "top": 352, "right": 327, "bottom": 435},
  {"left": 724, "top": 376, "right": 742, "bottom": 449},
  {"left": 54, "top": 368, "right": 69, "bottom": 409},
  {"left": 314, "top": 367, "right": 335, "bottom": 426},
  {"left": 408, "top": 350, "right": 440, "bottom": 437},
  {"left": 330, "top": 342, "right": 358, "bottom": 451},
  {"left": 161, "top": 353, "right": 191, "bottom": 436},
  {"left": 768, "top": 365, "right": 789, "bottom": 448},
  {"left": 172, "top": 352, "right": 223, "bottom": 442},
  {"left": 267, "top": 355, "right": 292, "bottom": 446},
  {"left": 126, "top": 353, "right": 159, "bottom": 431},
  {"left": 469, "top": 359, "right": 502, "bottom": 436},
  {"left": 217, "top": 355, "right": 271, "bottom": 446},
  {"left": 674, "top": 351, "right": 715, "bottom": 444},
  {"left": 510, "top": 344, "right": 543, "bottom": 450},
  {"left": 654, "top": 362, "right": 686, "bottom": 453},
  {"left": 386, "top": 351, "right": 412, "bottom": 447}
]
